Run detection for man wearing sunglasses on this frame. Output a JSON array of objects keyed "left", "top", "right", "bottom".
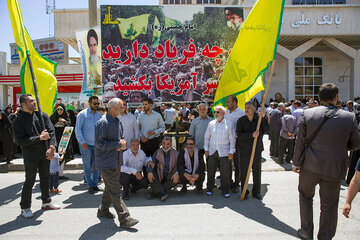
[
  {"left": 177, "top": 137, "right": 205, "bottom": 194},
  {"left": 204, "top": 106, "right": 236, "bottom": 198},
  {"left": 76, "top": 96, "right": 102, "bottom": 194}
]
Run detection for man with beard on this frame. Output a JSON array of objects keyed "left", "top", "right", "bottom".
[
  {"left": 146, "top": 137, "right": 179, "bottom": 202},
  {"left": 236, "top": 101, "right": 268, "bottom": 200},
  {"left": 137, "top": 98, "right": 165, "bottom": 158},
  {"left": 76, "top": 96, "right": 102, "bottom": 194},
  {"left": 95, "top": 98, "right": 139, "bottom": 228},
  {"left": 13, "top": 94, "right": 60, "bottom": 218},
  {"left": 177, "top": 137, "right": 205, "bottom": 194},
  {"left": 87, "top": 29, "right": 101, "bottom": 89},
  {"left": 204, "top": 106, "right": 235, "bottom": 198}
]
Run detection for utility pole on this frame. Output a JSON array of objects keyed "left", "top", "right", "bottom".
[{"left": 88, "top": 0, "right": 97, "bottom": 27}]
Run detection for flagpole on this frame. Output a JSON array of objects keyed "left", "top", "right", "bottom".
[
  {"left": 240, "top": 60, "right": 276, "bottom": 201},
  {"left": 14, "top": 1, "right": 47, "bottom": 138}
]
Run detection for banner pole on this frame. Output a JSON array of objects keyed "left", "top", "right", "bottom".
[
  {"left": 14, "top": 0, "right": 48, "bottom": 147},
  {"left": 240, "top": 60, "right": 276, "bottom": 201}
]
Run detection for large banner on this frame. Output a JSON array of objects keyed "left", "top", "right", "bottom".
[
  {"left": 76, "top": 27, "right": 102, "bottom": 101},
  {"left": 101, "top": 5, "right": 243, "bottom": 103}
]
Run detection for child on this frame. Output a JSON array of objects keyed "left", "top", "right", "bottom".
[{"left": 49, "top": 149, "right": 65, "bottom": 194}]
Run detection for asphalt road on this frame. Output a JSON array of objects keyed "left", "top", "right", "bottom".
[{"left": 0, "top": 170, "right": 359, "bottom": 240}]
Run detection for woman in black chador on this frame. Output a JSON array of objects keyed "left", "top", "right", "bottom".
[{"left": 50, "top": 103, "right": 73, "bottom": 179}]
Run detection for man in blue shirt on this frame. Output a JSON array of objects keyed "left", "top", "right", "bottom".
[
  {"left": 95, "top": 98, "right": 138, "bottom": 228},
  {"left": 76, "top": 96, "right": 102, "bottom": 193},
  {"left": 163, "top": 104, "right": 176, "bottom": 130}
]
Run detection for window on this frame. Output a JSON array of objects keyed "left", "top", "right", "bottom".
[
  {"left": 196, "top": 0, "right": 221, "bottom": 3},
  {"left": 295, "top": 57, "right": 323, "bottom": 101},
  {"left": 163, "top": 0, "right": 192, "bottom": 4},
  {"left": 292, "top": 0, "right": 346, "bottom": 4}
]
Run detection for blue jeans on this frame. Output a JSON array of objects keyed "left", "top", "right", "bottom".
[{"left": 80, "top": 144, "right": 99, "bottom": 188}]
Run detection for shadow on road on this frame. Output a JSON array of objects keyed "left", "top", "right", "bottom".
[{"left": 0, "top": 210, "right": 44, "bottom": 235}]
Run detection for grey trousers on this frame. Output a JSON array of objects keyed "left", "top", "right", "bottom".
[
  {"left": 298, "top": 168, "right": 341, "bottom": 240},
  {"left": 100, "top": 167, "right": 130, "bottom": 224}
]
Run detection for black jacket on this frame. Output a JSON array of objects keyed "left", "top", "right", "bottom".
[
  {"left": 13, "top": 110, "right": 56, "bottom": 157},
  {"left": 177, "top": 149, "right": 205, "bottom": 177},
  {"left": 236, "top": 113, "right": 269, "bottom": 155}
]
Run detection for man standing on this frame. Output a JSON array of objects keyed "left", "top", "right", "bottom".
[
  {"left": 204, "top": 106, "right": 235, "bottom": 198},
  {"left": 13, "top": 94, "right": 60, "bottom": 218},
  {"left": 76, "top": 96, "right": 102, "bottom": 193},
  {"left": 343, "top": 158, "right": 360, "bottom": 218},
  {"left": 293, "top": 83, "right": 360, "bottom": 240},
  {"left": 292, "top": 100, "right": 303, "bottom": 127},
  {"left": 137, "top": 98, "right": 165, "bottom": 157},
  {"left": 189, "top": 103, "right": 212, "bottom": 159},
  {"left": 118, "top": 101, "right": 139, "bottom": 150},
  {"left": 177, "top": 137, "right": 205, "bottom": 194},
  {"left": 95, "top": 98, "right": 138, "bottom": 228},
  {"left": 163, "top": 104, "right": 176, "bottom": 130},
  {"left": 236, "top": 101, "right": 268, "bottom": 200},
  {"left": 268, "top": 102, "right": 284, "bottom": 157},
  {"left": 147, "top": 137, "right": 179, "bottom": 202},
  {"left": 120, "top": 139, "right": 153, "bottom": 200},
  {"left": 224, "top": 95, "right": 245, "bottom": 193},
  {"left": 278, "top": 107, "right": 296, "bottom": 164}
]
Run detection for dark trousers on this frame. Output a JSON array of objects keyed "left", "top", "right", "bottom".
[
  {"left": 278, "top": 137, "right": 295, "bottom": 163},
  {"left": 229, "top": 149, "right": 240, "bottom": 187},
  {"left": 298, "top": 168, "right": 341, "bottom": 240},
  {"left": 198, "top": 149, "right": 207, "bottom": 171},
  {"left": 120, "top": 172, "right": 148, "bottom": 195},
  {"left": 240, "top": 153, "right": 261, "bottom": 195},
  {"left": 207, "top": 151, "right": 230, "bottom": 193},
  {"left": 270, "top": 132, "right": 280, "bottom": 156},
  {"left": 20, "top": 154, "right": 51, "bottom": 209},
  {"left": 180, "top": 173, "right": 205, "bottom": 190},
  {"left": 346, "top": 150, "right": 360, "bottom": 183},
  {"left": 49, "top": 172, "right": 59, "bottom": 189},
  {"left": 100, "top": 167, "right": 130, "bottom": 223},
  {"left": 165, "top": 124, "right": 172, "bottom": 131},
  {"left": 141, "top": 136, "right": 161, "bottom": 157},
  {"left": 150, "top": 174, "right": 177, "bottom": 195}
]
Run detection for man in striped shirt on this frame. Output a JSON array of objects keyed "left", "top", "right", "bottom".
[{"left": 204, "top": 106, "right": 236, "bottom": 198}]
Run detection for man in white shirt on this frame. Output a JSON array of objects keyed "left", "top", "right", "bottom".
[
  {"left": 120, "top": 139, "right": 154, "bottom": 200},
  {"left": 224, "top": 95, "right": 245, "bottom": 193},
  {"left": 163, "top": 104, "right": 176, "bottom": 130},
  {"left": 118, "top": 101, "right": 139, "bottom": 150},
  {"left": 204, "top": 106, "right": 236, "bottom": 198}
]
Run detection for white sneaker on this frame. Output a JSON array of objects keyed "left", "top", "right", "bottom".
[
  {"left": 41, "top": 202, "right": 61, "bottom": 210},
  {"left": 21, "top": 208, "right": 33, "bottom": 218}
]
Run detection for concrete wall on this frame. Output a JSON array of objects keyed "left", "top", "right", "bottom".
[{"left": 8, "top": 64, "right": 82, "bottom": 76}]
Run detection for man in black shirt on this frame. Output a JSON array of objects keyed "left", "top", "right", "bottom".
[
  {"left": 236, "top": 101, "right": 268, "bottom": 200},
  {"left": 13, "top": 94, "right": 60, "bottom": 218}
]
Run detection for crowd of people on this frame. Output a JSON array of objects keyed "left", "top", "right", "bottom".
[{"left": 1, "top": 83, "right": 360, "bottom": 236}]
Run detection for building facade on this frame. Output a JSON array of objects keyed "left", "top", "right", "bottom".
[{"left": 0, "top": 0, "right": 359, "bottom": 110}]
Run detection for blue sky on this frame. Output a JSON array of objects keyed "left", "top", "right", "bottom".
[{"left": 1, "top": 0, "right": 158, "bottom": 62}]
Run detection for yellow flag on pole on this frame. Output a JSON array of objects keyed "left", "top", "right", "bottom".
[
  {"left": 118, "top": 14, "right": 150, "bottom": 40},
  {"left": 7, "top": 0, "right": 58, "bottom": 116},
  {"left": 214, "top": 0, "right": 284, "bottom": 110}
]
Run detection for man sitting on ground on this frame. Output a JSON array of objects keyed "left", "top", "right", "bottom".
[
  {"left": 177, "top": 137, "right": 205, "bottom": 194},
  {"left": 120, "top": 139, "right": 154, "bottom": 200},
  {"left": 146, "top": 137, "right": 179, "bottom": 202}
]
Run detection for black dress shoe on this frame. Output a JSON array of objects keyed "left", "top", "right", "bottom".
[
  {"left": 93, "top": 186, "right": 103, "bottom": 192},
  {"left": 232, "top": 186, "right": 240, "bottom": 193},
  {"left": 253, "top": 193, "right": 263, "bottom": 200},
  {"left": 147, "top": 191, "right": 157, "bottom": 199},
  {"left": 297, "top": 229, "right": 313, "bottom": 239},
  {"left": 59, "top": 176, "right": 69, "bottom": 180},
  {"left": 180, "top": 185, "right": 187, "bottom": 194},
  {"left": 88, "top": 187, "right": 95, "bottom": 194}
]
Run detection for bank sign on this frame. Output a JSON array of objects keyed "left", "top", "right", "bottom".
[{"left": 10, "top": 38, "right": 68, "bottom": 64}]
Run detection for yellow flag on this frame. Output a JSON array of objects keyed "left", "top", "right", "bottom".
[
  {"left": 152, "top": 16, "right": 161, "bottom": 47},
  {"left": 7, "top": 0, "right": 58, "bottom": 116},
  {"left": 118, "top": 14, "right": 150, "bottom": 40},
  {"left": 214, "top": 0, "right": 284, "bottom": 110}
]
